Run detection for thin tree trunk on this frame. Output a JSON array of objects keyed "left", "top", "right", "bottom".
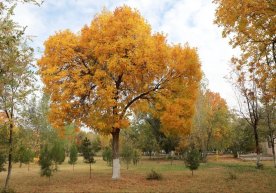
[
  {"left": 271, "top": 138, "right": 276, "bottom": 168},
  {"left": 253, "top": 124, "right": 261, "bottom": 167},
  {"left": 89, "top": 163, "right": 91, "bottom": 179},
  {"left": 4, "top": 122, "right": 13, "bottom": 189},
  {"left": 28, "top": 163, "right": 29, "bottom": 171},
  {"left": 112, "top": 129, "right": 120, "bottom": 179},
  {"left": 192, "top": 170, "right": 193, "bottom": 176}
]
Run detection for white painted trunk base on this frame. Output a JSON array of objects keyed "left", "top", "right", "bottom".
[{"left": 112, "top": 158, "right": 120, "bottom": 179}]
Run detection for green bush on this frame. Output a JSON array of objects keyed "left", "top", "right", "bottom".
[
  {"left": 256, "top": 162, "right": 264, "bottom": 169},
  {"left": 226, "top": 171, "right": 237, "bottom": 180},
  {"left": 146, "top": 169, "right": 162, "bottom": 180}
]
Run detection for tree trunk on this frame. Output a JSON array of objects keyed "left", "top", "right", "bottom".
[
  {"left": 4, "top": 122, "right": 13, "bottom": 189},
  {"left": 73, "top": 164, "right": 74, "bottom": 171},
  {"left": 111, "top": 129, "right": 120, "bottom": 179},
  {"left": 89, "top": 163, "right": 91, "bottom": 179},
  {"left": 271, "top": 138, "right": 276, "bottom": 168},
  {"left": 253, "top": 124, "right": 261, "bottom": 166},
  {"left": 192, "top": 170, "right": 193, "bottom": 176}
]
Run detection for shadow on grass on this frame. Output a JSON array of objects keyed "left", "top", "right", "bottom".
[{"left": 200, "top": 162, "right": 276, "bottom": 176}]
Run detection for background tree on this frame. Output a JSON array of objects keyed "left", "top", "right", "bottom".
[
  {"left": 68, "top": 144, "right": 78, "bottom": 171},
  {"left": 39, "top": 145, "right": 53, "bottom": 181},
  {"left": 228, "top": 116, "right": 255, "bottom": 157},
  {"left": 214, "top": 0, "right": 275, "bottom": 168},
  {"left": 81, "top": 137, "right": 96, "bottom": 179},
  {"left": 188, "top": 87, "right": 231, "bottom": 161},
  {"left": 51, "top": 140, "right": 65, "bottom": 171},
  {"left": 0, "top": 7, "right": 35, "bottom": 190},
  {"left": 230, "top": 62, "right": 263, "bottom": 167},
  {"left": 184, "top": 146, "right": 200, "bottom": 176},
  {"left": 14, "top": 145, "right": 34, "bottom": 170},
  {"left": 121, "top": 143, "right": 133, "bottom": 170},
  {"left": 102, "top": 146, "right": 112, "bottom": 166},
  {"left": 38, "top": 6, "right": 202, "bottom": 179},
  {"left": 137, "top": 123, "right": 159, "bottom": 158},
  {"left": 132, "top": 149, "right": 140, "bottom": 166}
]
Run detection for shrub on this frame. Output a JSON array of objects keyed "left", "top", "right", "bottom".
[
  {"left": 146, "top": 169, "right": 162, "bottom": 180},
  {"left": 256, "top": 162, "right": 264, "bottom": 169},
  {"left": 227, "top": 171, "right": 237, "bottom": 180}
]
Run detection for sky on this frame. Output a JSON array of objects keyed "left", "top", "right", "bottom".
[{"left": 14, "top": 0, "right": 239, "bottom": 109}]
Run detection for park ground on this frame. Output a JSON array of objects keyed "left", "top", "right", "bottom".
[{"left": 0, "top": 155, "right": 276, "bottom": 193}]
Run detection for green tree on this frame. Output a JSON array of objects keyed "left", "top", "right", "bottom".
[
  {"left": 51, "top": 141, "right": 65, "bottom": 171},
  {"left": 144, "top": 115, "right": 180, "bottom": 154},
  {"left": 81, "top": 138, "right": 96, "bottom": 179},
  {"left": 184, "top": 147, "right": 200, "bottom": 176},
  {"left": 228, "top": 116, "right": 255, "bottom": 157},
  {"left": 68, "top": 144, "right": 78, "bottom": 171},
  {"left": 39, "top": 145, "right": 53, "bottom": 181},
  {"left": 0, "top": 1, "right": 42, "bottom": 189},
  {"left": 138, "top": 123, "right": 159, "bottom": 158},
  {"left": 121, "top": 144, "right": 133, "bottom": 170},
  {"left": 0, "top": 9, "right": 35, "bottom": 191},
  {"left": 102, "top": 146, "right": 112, "bottom": 166}
]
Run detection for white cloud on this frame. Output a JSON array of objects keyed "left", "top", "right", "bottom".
[{"left": 13, "top": 0, "right": 239, "bottom": 108}]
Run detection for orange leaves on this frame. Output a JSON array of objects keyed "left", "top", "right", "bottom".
[{"left": 38, "top": 6, "right": 202, "bottom": 137}]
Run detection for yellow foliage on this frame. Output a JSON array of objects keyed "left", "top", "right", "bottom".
[{"left": 38, "top": 6, "right": 202, "bottom": 137}]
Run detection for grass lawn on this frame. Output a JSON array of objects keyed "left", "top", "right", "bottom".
[{"left": 0, "top": 155, "right": 275, "bottom": 193}]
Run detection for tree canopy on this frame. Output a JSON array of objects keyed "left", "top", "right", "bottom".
[{"left": 38, "top": 6, "right": 202, "bottom": 136}]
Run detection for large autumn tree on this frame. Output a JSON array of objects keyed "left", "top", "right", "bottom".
[{"left": 38, "top": 6, "right": 202, "bottom": 179}]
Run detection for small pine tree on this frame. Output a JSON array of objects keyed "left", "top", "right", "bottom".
[
  {"left": 184, "top": 147, "right": 200, "bottom": 176},
  {"left": 81, "top": 138, "right": 96, "bottom": 179},
  {"left": 121, "top": 144, "right": 133, "bottom": 170},
  {"left": 102, "top": 146, "right": 112, "bottom": 166},
  {"left": 51, "top": 141, "right": 65, "bottom": 171},
  {"left": 68, "top": 144, "right": 78, "bottom": 171},
  {"left": 39, "top": 145, "right": 53, "bottom": 181}
]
